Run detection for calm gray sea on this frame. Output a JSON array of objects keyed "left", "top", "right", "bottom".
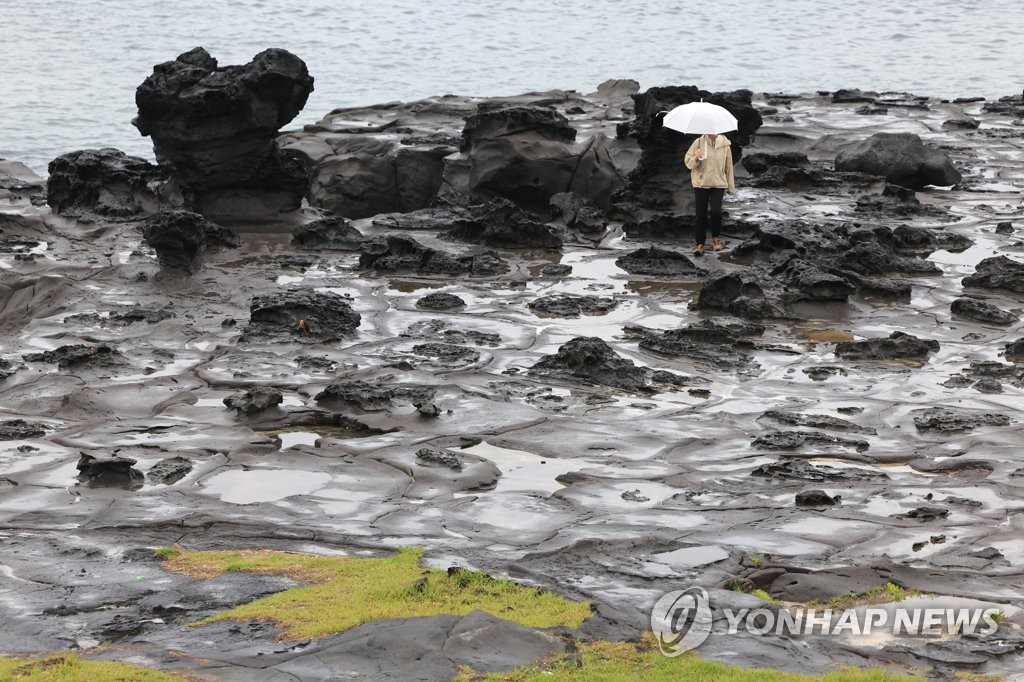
[{"left": 3, "top": 0, "right": 1022, "bottom": 174}]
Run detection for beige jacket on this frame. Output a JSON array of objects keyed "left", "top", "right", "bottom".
[{"left": 684, "top": 134, "right": 736, "bottom": 193}]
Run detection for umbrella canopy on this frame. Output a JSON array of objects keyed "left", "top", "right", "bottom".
[{"left": 662, "top": 100, "right": 738, "bottom": 135}]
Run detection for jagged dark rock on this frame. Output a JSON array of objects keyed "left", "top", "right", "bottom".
[
  {"left": 0, "top": 419, "right": 47, "bottom": 440},
  {"left": 962, "top": 256, "right": 1024, "bottom": 293},
  {"left": 441, "top": 199, "right": 562, "bottom": 249},
  {"left": 752, "top": 430, "right": 869, "bottom": 452},
  {"left": 23, "top": 344, "right": 126, "bottom": 370},
  {"left": 614, "top": 248, "right": 704, "bottom": 276},
  {"left": 950, "top": 298, "right": 1018, "bottom": 326},
  {"left": 147, "top": 457, "right": 193, "bottom": 485},
  {"left": 632, "top": 320, "right": 760, "bottom": 368},
  {"left": 245, "top": 290, "right": 360, "bottom": 342},
  {"left": 751, "top": 459, "right": 887, "bottom": 481},
  {"left": 415, "top": 293, "right": 466, "bottom": 311},
  {"left": 359, "top": 235, "right": 506, "bottom": 275},
  {"left": 76, "top": 453, "right": 143, "bottom": 487},
  {"left": 549, "top": 192, "right": 607, "bottom": 232},
  {"left": 416, "top": 448, "right": 463, "bottom": 469},
  {"left": 795, "top": 490, "right": 840, "bottom": 506},
  {"left": 912, "top": 408, "right": 1011, "bottom": 433},
  {"left": 134, "top": 47, "right": 314, "bottom": 221},
  {"left": 530, "top": 336, "right": 653, "bottom": 393},
  {"left": 834, "top": 331, "right": 939, "bottom": 361},
  {"left": 142, "top": 210, "right": 241, "bottom": 273},
  {"left": 46, "top": 148, "right": 177, "bottom": 219},
  {"left": 223, "top": 388, "right": 284, "bottom": 415},
  {"left": 315, "top": 380, "right": 435, "bottom": 411},
  {"left": 695, "top": 270, "right": 790, "bottom": 319},
  {"left": 758, "top": 410, "right": 876, "bottom": 434},
  {"left": 528, "top": 294, "right": 618, "bottom": 318},
  {"left": 291, "top": 216, "right": 364, "bottom": 250}
]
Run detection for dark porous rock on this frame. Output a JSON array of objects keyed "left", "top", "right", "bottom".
[
  {"left": 751, "top": 459, "right": 887, "bottom": 481},
  {"left": 462, "top": 103, "right": 576, "bottom": 151},
  {"left": 615, "top": 247, "right": 704, "bottom": 276},
  {"left": 223, "top": 388, "right": 284, "bottom": 415},
  {"left": 995, "top": 221, "right": 1014, "bottom": 234},
  {"left": 772, "top": 258, "right": 855, "bottom": 301},
  {"left": 0, "top": 419, "right": 48, "bottom": 440},
  {"left": 142, "top": 210, "right": 241, "bottom": 273},
  {"left": 76, "top": 453, "right": 143, "bottom": 487},
  {"left": 891, "top": 506, "right": 950, "bottom": 522},
  {"left": 621, "top": 213, "right": 696, "bottom": 238},
  {"left": 46, "top": 148, "right": 176, "bottom": 219},
  {"left": 403, "top": 320, "right": 500, "bottom": 347},
  {"left": 147, "top": 456, "right": 193, "bottom": 484},
  {"left": 942, "top": 118, "right": 980, "bottom": 130},
  {"left": 912, "top": 407, "right": 1011, "bottom": 433},
  {"left": 528, "top": 294, "right": 618, "bottom": 318},
  {"left": 1005, "top": 338, "right": 1024, "bottom": 361},
  {"left": 416, "top": 448, "right": 463, "bottom": 469},
  {"left": 834, "top": 132, "right": 961, "bottom": 189},
  {"left": 134, "top": 47, "right": 314, "bottom": 221},
  {"left": 0, "top": 358, "right": 20, "bottom": 381},
  {"left": 441, "top": 199, "right": 562, "bottom": 249},
  {"left": 372, "top": 207, "right": 475, "bottom": 231},
  {"left": 834, "top": 331, "right": 939, "bottom": 362},
  {"left": 549, "top": 192, "right": 607, "bottom": 232},
  {"left": 415, "top": 292, "right": 466, "bottom": 311},
  {"left": 359, "top": 235, "right": 506, "bottom": 275},
  {"left": 950, "top": 298, "right": 1018, "bottom": 326},
  {"left": 883, "top": 224, "right": 971, "bottom": 254},
  {"left": 802, "top": 366, "right": 848, "bottom": 381},
  {"left": 831, "top": 242, "right": 940, "bottom": 276},
  {"left": 612, "top": 85, "right": 761, "bottom": 215},
  {"left": 540, "top": 263, "right": 572, "bottom": 277},
  {"left": 731, "top": 219, "right": 850, "bottom": 257},
  {"left": 833, "top": 89, "right": 878, "bottom": 103},
  {"left": 315, "top": 380, "right": 435, "bottom": 411},
  {"left": 854, "top": 183, "right": 950, "bottom": 218},
  {"left": 291, "top": 216, "right": 364, "bottom": 250},
  {"left": 837, "top": 271, "right": 912, "bottom": 301},
  {"left": 246, "top": 289, "right": 360, "bottom": 342},
  {"left": 961, "top": 256, "right": 1024, "bottom": 293},
  {"left": 530, "top": 336, "right": 653, "bottom": 393},
  {"left": 854, "top": 105, "right": 888, "bottom": 115},
  {"left": 633, "top": 320, "right": 758, "bottom": 368},
  {"left": 752, "top": 430, "right": 869, "bottom": 452},
  {"left": 412, "top": 342, "right": 481, "bottom": 366},
  {"left": 758, "top": 410, "right": 876, "bottom": 434},
  {"left": 23, "top": 344, "right": 126, "bottom": 370},
  {"left": 695, "top": 270, "right": 790, "bottom": 319},
  {"left": 741, "top": 151, "right": 809, "bottom": 175},
  {"left": 795, "top": 490, "right": 840, "bottom": 506}
]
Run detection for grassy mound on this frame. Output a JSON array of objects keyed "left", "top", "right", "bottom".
[
  {"left": 159, "top": 545, "right": 591, "bottom": 639},
  {"left": 0, "top": 654, "right": 186, "bottom": 681}
]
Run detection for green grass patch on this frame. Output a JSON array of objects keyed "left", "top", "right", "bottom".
[
  {"left": 161, "top": 546, "right": 591, "bottom": 640},
  {"left": 456, "top": 635, "right": 923, "bottom": 681},
  {"left": 0, "top": 654, "right": 186, "bottom": 681},
  {"left": 752, "top": 588, "right": 782, "bottom": 605},
  {"left": 748, "top": 553, "right": 767, "bottom": 567},
  {"left": 153, "top": 547, "right": 180, "bottom": 560},
  {"left": 827, "top": 583, "right": 917, "bottom": 609}
]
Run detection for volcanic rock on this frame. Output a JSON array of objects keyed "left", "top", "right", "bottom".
[
  {"left": 695, "top": 270, "right": 790, "bottom": 319},
  {"left": 76, "top": 453, "right": 143, "bottom": 487},
  {"left": 223, "top": 388, "right": 284, "bottom": 415},
  {"left": 751, "top": 459, "right": 887, "bottom": 481},
  {"left": 530, "top": 336, "right": 653, "bottom": 393},
  {"left": 23, "top": 344, "right": 125, "bottom": 370},
  {"left": 315, "top": 380, "right": 435, "bottom": 411},
  {"left": 950, "top": 298, "right": 1018, "bottom": 326},
  {"left": 359, "top": 235, "right": 505, "bottom": 275},
  {"left": 615, "top": 247, "right": 704, "bottom": 276},
  {"left": 0, "top": 419, "right": 47, "bottom": 440},
  {"left": 142, "top": 210, "right": 241, "bottom": 273},
  {"left": 834, "top": 132, "right": 961, "bottom": 189},
  {"left": 415, "top": 293, "right": 466, "bottom": 311},
  {"left": 912, "top": 407, "right": 1011, "bottom": 433},
  {"left": 441, "top": 199, "right": 561, "bottom": 249},
  {"left": 549, "top": 192, "right": 607, "bottom": 232},
  {"left": 147, "top": 457, "right": 193, "bottom": 485},
  {"left": 245, "top": 290, "right": 360, "bottom": 342},
  {"left": 961, "top": 256, "right": 1024, "bottom": 293},
  {"left": 528, "top": 294, "right": 618, "bottom": 318},
  {"left": 46, "top": 148, "right": 176, "bottom": 219},
  {"left": 134, "top": 47, "right": 314, "bottom": 221},
  {"left": 834, "top": 332, "right": 939, "bottom": 362},
  {"left": 795, "top": 490, "right": 840, "bottom": 506},
  {"left": 292, "top": 216, "right": 364, "bottom": 250}
]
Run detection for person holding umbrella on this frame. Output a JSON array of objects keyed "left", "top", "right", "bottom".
[{"left": 663, "top": 101, "right": 738, "bottom": 255}]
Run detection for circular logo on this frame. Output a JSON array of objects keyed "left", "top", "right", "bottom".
[{"left": 650, "top": 586, "right": 713, "bottom": 656}]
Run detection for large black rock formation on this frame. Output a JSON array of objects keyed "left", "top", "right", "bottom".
[{"left": 134, "top": 47, "right": 314, "bottom": 221}]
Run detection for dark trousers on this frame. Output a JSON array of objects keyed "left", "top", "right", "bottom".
[{"left": 693, "top": 187, "right": 725, "bottom": 245}]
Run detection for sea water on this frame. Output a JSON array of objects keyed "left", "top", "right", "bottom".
[{"left": 2, "top": 0, "right": 1022, "bottom": 174}]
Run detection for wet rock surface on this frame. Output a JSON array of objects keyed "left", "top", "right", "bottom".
[
  {"left": 2, "top": 85, "right": 1024, "bottom": 680},
  {"left": 46, "top": 148, "right": 176, "bottom": 219},
  {"left": 834, "top": 132, "right": 962, "bottom": 189}
]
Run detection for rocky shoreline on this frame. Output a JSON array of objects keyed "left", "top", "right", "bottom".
[{"left": 2, "top": 48, "right": 1024, "bottom": 680}]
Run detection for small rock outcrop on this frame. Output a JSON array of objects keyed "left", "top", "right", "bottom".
[
  {"left": 292, "top": 216, "right": 364, "bottom": 250},
  {"left": 141, "top": 210, "right": 242, "bottom": 273},
  {"left": 834, "top": 133, "right": 961, "bottom": 190},
  {"left": 950, "top": 298, "right": 1018, "bottom": 326},
  {"left": 223, "top": 388, "right": 284, "bottom": 415},
  {"left": 835, "top": 332, "right": 940, "bottom": 362},
  {"left": 245, "top": 290, "right": 361, "bottom": 342},
  {"left": 962, "top": 256, "right": 1024, "bottom": 294},
  {"left": 46, "top": 148, "right": 177, "bottom": 219},
  {"left": 530, "top": 336, "right": 653, "bottom": 393}
]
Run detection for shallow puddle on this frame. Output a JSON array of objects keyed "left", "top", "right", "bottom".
[{"left": 200, "top": 469, "right": 331, "bottom": 504}]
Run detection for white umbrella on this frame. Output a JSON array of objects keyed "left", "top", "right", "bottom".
[{"left": 661, "top": 100, "right": 738, "bottom": 134}]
